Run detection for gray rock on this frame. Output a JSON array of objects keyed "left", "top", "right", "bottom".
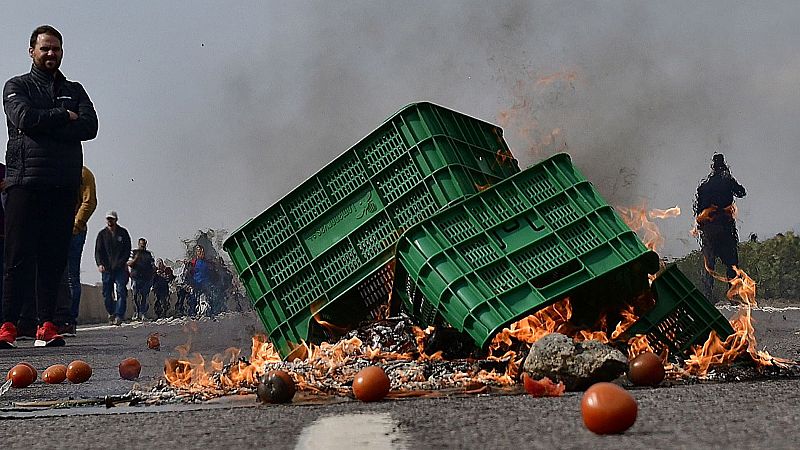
[{"left": 522, "top": 332, "right": 628, "bottom": 391}]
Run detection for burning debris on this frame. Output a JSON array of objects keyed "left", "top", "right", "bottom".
[
  {"left": 155, "top": 317, "right": 518, "bottom": 402},
  {"left": 142, "top": 261, "right": 798, "bottom": 407},
  {"left": 680, "top": 266, "right": 796, "bottom": 377},
  {"left": 147, "top": 190, "right": 796, "bottom": 405}
]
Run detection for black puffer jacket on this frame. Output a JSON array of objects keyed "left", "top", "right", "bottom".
[{"left": 3, "top": 65, "right": 98, "bottom": 189}]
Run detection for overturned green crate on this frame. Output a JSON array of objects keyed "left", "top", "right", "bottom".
[
  {"left": 623, "top": 264, "right": 734, "bottom": 358},
  {"left": 392, "top": 153, "right": 661, "bottom": 349},
  {"left": 223, "top": 102, "right": 520, "bottom": 358}
]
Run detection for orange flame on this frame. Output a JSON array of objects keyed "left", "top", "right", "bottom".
[
  {"left": 695, "top": 205, "right": 718, "bottom": 226},
  {"left": 412, "top": 326, "right": 443, "bottom": 361},
  {"left": 626, "top": 334, "right": 656, "bottom": 359},
  {"left": 683, "top": 266, "right": 795, "bottom": 377},
  {"left": 166, "top": 295, "right": 650, "bottom": 395},
  {"left": 617, "top": 203, "right": 681, "bottom": 252},
  {"left": 649, "top": 206, "right": 681, "bottom": 220},
  {"left": 164, "top": 334, "right": 283, "bottom": 391},
  {"left": 487, "top": 298, "right": 645, "bottom": 380},
  {"left": 692, "top": 203, "right": 738, "bottom": 238},
  {"left": 309, "top": 300, "right": 350, "bottom": 337}
]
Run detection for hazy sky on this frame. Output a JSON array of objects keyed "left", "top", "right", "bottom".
[{"left": 2, "top": 1, "right": 799, "bottom": 284}]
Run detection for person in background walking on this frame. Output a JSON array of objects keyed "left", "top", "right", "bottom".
[
  {"left": 52, "top": 165, "right": 96, "bottom": 336},
  {"left": 152, "top": 258, "right": 175, "bottom": 318},
  {"left": 174, "top": 260, "right": 192, "bottom": 317},
  {"left": 128, "top": 237, "right": 155, "bottom": 321},
  {"left": 95, "top": 210, "right": 131, "bottom": 325},
  {"left": 188, "top": 245, "right": 213, "bottom": 317}
]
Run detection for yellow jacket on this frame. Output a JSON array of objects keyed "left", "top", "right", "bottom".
[{"left": 74, "top": 166, "right": 98, "bottom": 234}]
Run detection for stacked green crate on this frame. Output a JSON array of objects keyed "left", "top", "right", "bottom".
[
  {"left": 392, "top": 153, "right": 661, "bottom": 349},
  {"left": 223, "top": 102, "right": 520, "bottom": 358}
]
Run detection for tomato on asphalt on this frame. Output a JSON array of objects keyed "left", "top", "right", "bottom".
[
  {"left": 66, "top": 360, "right": 92, "bottom": 384},
  {"left": 42, "top": 364, "right": 68, "bottom": 384},
  {"left": 119, "top": 358, "right": 142, "bottom": 380},
  {"left": 628, "top": 352, "right": 665, "bottom": 387},
  {"left": 581, "top": 382, "right": 638, "bottom": 434},
  {"left": 352, "top": 366, "right": 390, "bottom": 402},
  {"left": 7, "top": 364, "right": 36, "bottom": 388}
]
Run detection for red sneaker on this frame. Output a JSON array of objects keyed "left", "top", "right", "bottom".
[
  {"left": 0, "top": 322, "right": 17, "bottom": 348},
  {"left": 34, "top": 321, "right": 65, "bottom": 347}
]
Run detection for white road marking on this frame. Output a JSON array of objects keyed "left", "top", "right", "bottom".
[
  {"left": 295, "top": 413, "right": 408, "bottom": 450},
  {"left": 716, "top": 305, "right": 800, "bottom": 312}
]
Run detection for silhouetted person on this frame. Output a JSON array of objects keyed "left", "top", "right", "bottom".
[{"left": 694, "top": 154, "right": 746, "bottom": 300}]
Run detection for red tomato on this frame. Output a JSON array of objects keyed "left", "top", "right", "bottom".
[
  {"left": 7, "top": 364, "right": 36, "bottom": 388},
  {"left": 581, "top": 382, "right": 638, "bottom": 434},
  {"left": 42, "top": 364, "right": 68, "bottom": 384},
  {"left": 119, "top": 358, "right": 142, "bottom": 380},
  {"left": 628, "top": 352, "right": 665, "bottom": 387},
  {"left": 147, "top": 333, "right": 160, "bottom": 350},
  {"left": 19, "top": 362, "right": 38, "bottom": 380},
  {"left": 257, "top": 370, "right": 296, "bottom": 404},
  {"left": 66, "top": 360, "right": 92, "bottom": 384},
  {"left": 522, "top": 373, "right": 565, "bottom": 397},
  {"left": 352, "top": 366, "right": 390, "bottom": 402}
]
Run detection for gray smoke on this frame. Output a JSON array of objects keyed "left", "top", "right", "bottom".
[{"left": 1, "top": 1, "right": 798, "bottom": 282}]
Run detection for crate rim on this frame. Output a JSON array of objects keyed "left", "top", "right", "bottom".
[{"left": 223, "top": 101, "right": 510, "bottom": 250}]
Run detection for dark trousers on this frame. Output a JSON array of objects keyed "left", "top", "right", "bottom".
[
  {"left": 699, "top": 226, "right": 739, "bottom": 300},
  {"left": 2, "top": 186, "right": 76, "bottom": 325},
  {"left": 66, "top": 230, "right": 86, "bottom": 321},
  {"left": 153, "top": 286, "right": 170, "bottom": 318},
  {"left": 21, "top": 229, "right": 87, "bottom": 327},
  {"left": 103, "top": 268, "right": 129, "bottom": 318},
  {"left": 131, "top": 277, "right": 152, "bottom": 316}
]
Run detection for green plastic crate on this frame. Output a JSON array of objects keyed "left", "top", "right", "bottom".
[
  {"left": 223, "top": 102, "right": 520, "bottom": 358},
  {"left": 622, "top": 264, "right": 734, "bottom": 358},
  {"left": 392, "top": 153, "right": 661, "bottom": 349}
]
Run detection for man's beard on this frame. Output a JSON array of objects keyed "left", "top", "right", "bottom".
[{"left": 34, "top": 56, "right": 60, "bottom": 72}]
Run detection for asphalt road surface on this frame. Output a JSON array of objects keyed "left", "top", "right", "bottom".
[{"left": 1, "top": 305, "right": 799, "bottom": 449}]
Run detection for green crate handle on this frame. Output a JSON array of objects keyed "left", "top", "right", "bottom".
[{"left": 489, "top": 211, "right": 548, "bottom": 253}]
